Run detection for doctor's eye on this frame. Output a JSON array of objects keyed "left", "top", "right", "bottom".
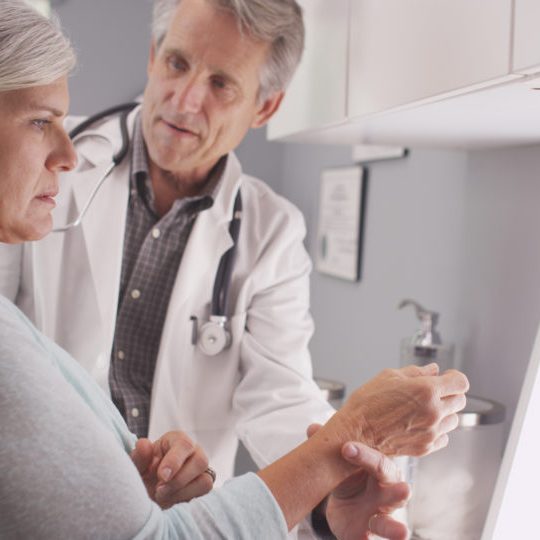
[
  {"left": 211, "top": 76, "right": 227, "bottom": 90},
  {"left": 210, "top": 76, "right": 237, "bottom": 102},
  {"left": 166, "top": 55, "right": 189, "bottom": 74}
]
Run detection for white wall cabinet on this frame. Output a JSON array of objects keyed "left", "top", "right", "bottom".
[
  {"left": 266, "top": 0, "right": 349, "bottom": 140},
  {"left": 348, "top": 0, "right": 512, "bottom": 117},
  {"left": 513, "top": 0, "right": 540, "bottom": 74},
  {"left": 267, "top": 0, "right": 540, "bottom": 148}
]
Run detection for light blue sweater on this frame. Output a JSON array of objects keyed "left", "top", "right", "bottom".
[{"left": 0, "top": 295, "right": 287, "bottom": 539}]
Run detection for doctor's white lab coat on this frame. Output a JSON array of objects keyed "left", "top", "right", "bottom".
[{"left": 0, "top": 107, "right": 335, "bottom": 483}]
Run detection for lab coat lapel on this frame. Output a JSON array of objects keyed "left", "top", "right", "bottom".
[
  {"left": 68, "top": 107, "right": 140, "bottom": 348},
  {"left": 71, "top": 147, "right": 129, "bottom": 350},
  {"left": 171, "top": 208, "right": 233, "bottom": 315},
  {"left": 166, "top": 154, "right": 243, "bottom": 315}
]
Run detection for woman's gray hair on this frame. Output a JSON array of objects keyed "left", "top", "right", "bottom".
[
  {"left": 152, "top": 0, "right": 304, "bottom": 101},
  {"left": 0, "top": 0, "right": 75, "bottom": 92}
]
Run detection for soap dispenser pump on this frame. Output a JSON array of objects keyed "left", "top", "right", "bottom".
[{"left": 398, "top": 299, "right": 454, "bottom": 372}]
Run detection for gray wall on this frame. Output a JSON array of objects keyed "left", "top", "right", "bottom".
[
  {"left": 55, "top": 0, "right": 152, "bottom": 114},
  {"left": 238, "top": 135, "right": 540, "bottom": 439}
]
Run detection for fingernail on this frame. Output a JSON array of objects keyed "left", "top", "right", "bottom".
[
  {"left": 161, "top": 467, "right": 172, "bottom": 482},
  {"left": 424, "top": 362, "right": 439, "bottom": 374},
  {"left": 155, "top": 484, "right": 168, "bottom": 500},
  {"left": 343, "top": 442, "right": 359, "bottom": 458}
]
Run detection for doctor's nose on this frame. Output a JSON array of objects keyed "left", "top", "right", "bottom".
[
  {"left": 172, "top": 79, "right": 207, "bottom": 114},
  {"left": 46, "top": 130, "right": 78, "bottom": 173}
]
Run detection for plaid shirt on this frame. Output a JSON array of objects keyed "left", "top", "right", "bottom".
[{"left": 109, "top": 113, "right": 224, "bottom": 437}]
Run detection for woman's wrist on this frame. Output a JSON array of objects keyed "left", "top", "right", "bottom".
[{"left": 257, "top": 428, "right": 358, "bottom": 531}]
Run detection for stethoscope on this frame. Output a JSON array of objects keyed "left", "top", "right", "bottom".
[{"left": 54, "top": 102, "right": 242, "bottom": 356}]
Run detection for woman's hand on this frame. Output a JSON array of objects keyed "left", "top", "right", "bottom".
[{"left": 130, "top": 430, "right": 214, "bottom": 508}]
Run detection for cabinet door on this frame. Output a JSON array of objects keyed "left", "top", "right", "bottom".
[
  {"left": 513, "top": 0, "right": 540, "bottom": 74},
  {"left": 348, "top": 0, "right": 513, "bottom": 118},
  {"left": 267, "top": 0, "right": 349, "bottom": 140}
]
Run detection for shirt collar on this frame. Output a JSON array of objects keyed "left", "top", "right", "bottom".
[{"left": 129, "top": 112, "right": 227, "bottom": 216}]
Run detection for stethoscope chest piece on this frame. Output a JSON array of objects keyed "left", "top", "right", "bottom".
[{"left": 198, "top": 316, "right": 231, "bottom": 356}]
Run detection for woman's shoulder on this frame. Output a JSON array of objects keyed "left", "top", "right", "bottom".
[
  {"left": 0, "top": 294, "right": 56, "bottom": 355},
  {"left": 0, "top": 294, "right": 35, "bottom": 339}
]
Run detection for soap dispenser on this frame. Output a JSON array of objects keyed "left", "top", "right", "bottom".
[{"left": 398, "top": 299, "right": 454, "bottom": 372}]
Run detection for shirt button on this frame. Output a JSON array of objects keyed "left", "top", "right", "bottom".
[
  {"left": 152, "top": 227, "right": 161, "bottom": 239},
  {"left": 131, "top": 408, "right": 140, "bottom": 418},
  {"left": 131, "top": 289, "right": 141, "bottom": 300},
  {"left": 117, "top": 350, "right": 125, "bottom": 360}
]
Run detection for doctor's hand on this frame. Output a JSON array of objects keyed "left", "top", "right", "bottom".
[
  {"left": 328, "top": 441, "right": 410, "bottom": 540},
  {"left": 307, "top": 424, "right": 410, "bottom": 540},
  {"left": 130, "top": 431, "right": 214, "bottom": 508},
  {"left": 329, "top": 363, "right": 469, "bottom": 458}
]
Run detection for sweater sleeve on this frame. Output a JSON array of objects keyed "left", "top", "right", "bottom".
[{"left": 0, "top": 296, "right": 287, "bottom": 540}]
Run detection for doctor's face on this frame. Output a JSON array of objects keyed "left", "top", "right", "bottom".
[
  {"left": 0, "top": 77, "right": 76, "bottom": 243},
  {"left": 142, "top": 0, "right": 283, "bottom": 181}
]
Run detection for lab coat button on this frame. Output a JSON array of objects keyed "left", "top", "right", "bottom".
[
  {"left": 131, "top": 408, "right": 140, "bottom": 418},
  {"left": 117, "top": 350, "right": 125, "bottom": 360},
  {"left": 131, "top": 289, "right": 141, "bottom": 300},
  {"left": 152, "top": 228, "right": 161, "bottom": 239}
]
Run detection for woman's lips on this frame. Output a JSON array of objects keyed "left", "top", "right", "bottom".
[{"left": 35, "top": 190, "right": 58, "bottom": 206}]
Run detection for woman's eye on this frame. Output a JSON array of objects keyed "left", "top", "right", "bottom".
[{"left": 32, "top": 119, "right": 51, "bottom": 129}]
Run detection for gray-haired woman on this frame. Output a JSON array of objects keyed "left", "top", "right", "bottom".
[{"left": 0, "top": 2, "right": 468, "bottom": 539}]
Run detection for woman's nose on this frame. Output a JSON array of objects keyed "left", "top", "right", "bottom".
[{"left": 47, "top": 129, "right": 78, "bottom": 172}]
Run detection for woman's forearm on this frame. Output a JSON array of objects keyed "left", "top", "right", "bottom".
[{"left": 257, "top": 417, "right": 356, "bottom": 530}]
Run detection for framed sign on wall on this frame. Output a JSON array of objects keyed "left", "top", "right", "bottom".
[{"left": 315, "top": 166, "right": 367, "bottom": 282}]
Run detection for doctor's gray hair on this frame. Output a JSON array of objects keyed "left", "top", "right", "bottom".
[
  {"left": 152, "top": 0, "right": 304, "bottom": 101},
  {"left": 0, "top": 0, "right": 75, "bottom": 92}
]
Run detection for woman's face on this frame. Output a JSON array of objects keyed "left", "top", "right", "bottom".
[{"left": 0, "top": 77, "right": 77, "bottom": 243}]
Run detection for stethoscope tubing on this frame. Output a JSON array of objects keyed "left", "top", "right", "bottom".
[
  {"left": 52, "top": 160, "right": 116, "bottom": 232},
  {"left": 211, "top": 192, "right": 242, "bottom": 317},
  {"left": 52, "top": 103, "right": 138, "bottom": 233}
]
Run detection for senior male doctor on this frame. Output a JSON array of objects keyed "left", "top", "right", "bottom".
[{"left": 0, "top": 0, "right": 336, "bottom": 487}]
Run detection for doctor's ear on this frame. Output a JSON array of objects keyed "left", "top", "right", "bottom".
[{"left": 251, "top": 91, "right": 284, "bottom": 129}]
